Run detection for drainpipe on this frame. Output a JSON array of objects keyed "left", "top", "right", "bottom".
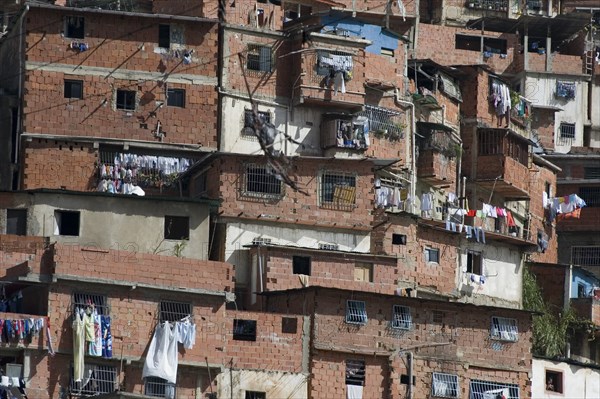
[
  {"left": 15, "top": 4, "right": 29, "bottom": 189},
  {"left": 395, "top": 88, "right": 416, "bottom": 214},
  {"left": 407, "top": 351, "right": 413, "bottom": 399}
]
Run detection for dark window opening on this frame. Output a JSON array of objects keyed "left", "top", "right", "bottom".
[
  {"left": 577, "top": 283, "right": 588, "bottom": 298},
  {"left": 164, "top": 216, "right": 190, "bottom": 240},
  {"left": 281, "top": 317, "right": 298, "bottom": 334},
  {"left": 455, "top": 34, "right": 481, "bottom": 52},
  {"left": 243, "top": 109, "right": 271, "bottom": 136},
  {"left": 64, "top": 80, "right": 83, "bottom": 99},
  {"left": 158, "top": 24, "right": 170, "bottom": 48},
  {"left": 245, "top": 392, "right": 266, "bottom": 399},
  {"left": 545, "top": 370, "right": 563, "bottom": 393},
  {"left": 55, "top": 210, "right": 80, "bottom": 236},
  {"left": 466, "top": 250, "right": 483, "bottom": 275},
  {"left": 6, "top": 209, "right": 27, "bottom": 236},
  {"left": 584, "top": 167, "right": 600, "bottom": 180},
  {"left": 292, "top": 256, "right": 311, "bottom": 275},
  {"left": 116, "top": 89, "right": 136, "bottom": 111},
  {"left": 65, "top": 16, "right": 85, "bottom": 39},
  {"left": 579, "top": 186, "right": 600, "bottom": 207},
  {"left": 392, "top": 233, "right": 407, "bottom": 245},
  {"left": 483, "top": 37, "right": 507, "bottom": 54},
  {"left": 345, "top": 360, "right": 365, "bottom": 386},
  {"left": 167, "top": 88, "right": 185, "bottom": 108},
  {"left": 233, "top": 319, "right": 257, "bottom": 341}
]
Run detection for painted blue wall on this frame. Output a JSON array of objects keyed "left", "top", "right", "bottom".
[
  {"left": 571, "top": 268, "right": 599, "bottom": 298},
  {"left": 320, "top": 15, "right": 399, "bottom": 55}
]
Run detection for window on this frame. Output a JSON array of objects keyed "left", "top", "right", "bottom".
[
  {"left": 6, "top": 209, "right": 26, "bottom": 236},
  {"left": 233, "top": 319, "right": 257, "bottom": 341},
  {"left": 164, "top": 216, "right": 190, "bottom": 240},
  {"left": 73, "top": 293, "right": 109, "bottom": 316},
  {"left": 579, "top": 186, "right": 600, "bottom": 207},
  {"left": 64, "top": 80, "right": 83, "bottom": 99},
  {"left": 466, "top": 250, "right": 483, "bottom": 275},
  {"left": 292, "top": 256, "right": 311, "bottom": 275},
  {"left": 54, "top": 210, "right": 80, "bottom": 236},
  {"left": 391, "top": 305, "right": 412, "bottom": 330},
  {"left": 432, "top": 310, "right": 445, "bottom": 324},
  {"left": 571, "top": 246, "right": 600, "bottom": 267},
  {"left": 559, "top": 122, "right": 576, "bottom": 144},
  {"left": 282, "top": 317, "right": 298, "bottom": 334},
  {"left": 584, "top": 167, "right": 600, "bottom": 180},
  {"left": 158, "top": 24, "right": 170, "bottom": 48},
  {"left": 577, "top": 283, "right": 588, "bottom": 298},
  {"left": 455, "top": 34, "right": 481, "bottom": 51},
  {"left": 354, "top": 262, "right": 373, "bottom": 282},
  {"left": 432, "top": 372, "right": 459, "bottom": 398},
  {"left": 246, "top": 44, "right": 272, "bottom": 72},
  {"left": 244, "top": 164, "right": 282, "bottom": 198},
  {"left": 483, "top": 37, "right": 507, "bottom": 55},
  {"left": 381, "top": 47, "right": 394, "bottom": 57},
  {"left": 469, "top": 380, "right": 520, "bottom": 399},
  {"left": 345, "top": 300, "right": 367, "bottom": 325},
  {"left": 65, "top": 16, "right": 85, "bottom": 39},
  {"left": 159, "top": 300, "right": 191, "bottom": 323},
  {"left": 425, "top": 247, "right": 440, "bottom": 264},
  {"left": 245, "top": 392, "right": 266, "bottom": 399},
  {"left": 166, "top": 88, "right": 185, "bottom": 108},
  {"left": 345, "top": 360, "right": 365, "bottom": 386},
  {"left": 70, "top": 364, "right": 117, "bottom": 395},
  {"left": 392, "top": 234, "right": 407, "bottom": 245},
  {"left": 478, "top": 130, "right": 504, "bottom": 155},
  {"left": 116, "top": 89, "right": 136, "bottom": 111},
  {"left": 490, "top": 316, "right": 519, "bottom": 342},
  {"left": 243, "top": 109, "right": 271, "bottom": 136},
  {"left": 545, "top": 370, "right": 563, "bottom": 393},
  {"left": 319, "top": 171, "right": 356, "bottom": 210},
  {"left": 145, "top": 376, "right": 176, "bottom": 398}
]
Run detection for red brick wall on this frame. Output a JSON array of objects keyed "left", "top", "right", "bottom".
[
  {"left": 417, "top": 150, "right": 457, "bottom": 186},
  {"left": 527, "top": 163, "right": 558, "bottom": 263},
  {"left": 531, "top": 108, "right": 556, "bottom": 151},
  {"left": 224, "top": 0, "right": 285, "bottom": 28},
  {"left": 529, "top": 263, "right": 567, "bottom": 313},
  {"left": 152, "top": 0, "right": 212, "bottom": 18}
]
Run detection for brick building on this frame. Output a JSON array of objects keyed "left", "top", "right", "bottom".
[{"left": 0, "top": 0, "right": 597, "bottom": 398}]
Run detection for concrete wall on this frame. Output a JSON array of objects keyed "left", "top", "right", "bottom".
[
  {"left": 532, "top": 358, "right": 600, "bottom": 399},
  {"left": 217, "top": 369, "right": 308, "bottom": 399}
]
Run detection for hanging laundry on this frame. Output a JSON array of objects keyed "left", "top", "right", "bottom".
[
  {"left": 73, "top": 313, "right": 86, "bottom": 382},
  {"left": 101, "top": 315, "right": 112, "bottom": 359},
  {"left": 142, "top": 321, "right": 180, "bottom": 384},
  {"left": 555, "top": 81, "right": 576, "bottom": 100}
]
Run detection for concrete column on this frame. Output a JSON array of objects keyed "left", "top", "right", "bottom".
[{"left": 546, "top": 25, "right": 552, "bottom": 72}]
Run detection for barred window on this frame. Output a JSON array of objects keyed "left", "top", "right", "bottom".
[
  {"left": 478, "top": 130, "right": 504, "bottom": 155},
  {"left": 73, "top": 293, "right": 108, "bottom": 316},
  {"left": 558, "top": 122, "right": 575, "bottom": 145},
  {"left": 432, "top": 372, "right": 459, "bottom": 398},
  {"left": 345, "top": 300, "right": 367, "bottom": 325},
  {"left": 584, "top": 167, "right": 600, "bottom": 180},
  {"left": 579, "top": 186, "right": 600, "bottom": 207},
  {"left": 246, "top": 44, "right": 272, "bottom": 72},
  {"left": 571, "top": 246, "right": 600, "bottom": 267},
  {"left": 159, "top": 301, "right": 192, "bottom": 323},
  {"left": 345, "top": 360, "right": 365, "bottom": 386},
  {"left": 490, "top": 316, "right": 518, "bottom": 342},
  {"left": 319, "top": 171, "right": 356, "bottom": 210},
  {"left": 391, "top": 305, "right": 412, "bottom": 330},
  {"left": 469, "top": 379, "right": 520, "bottom": 399},
  {"left": 145, "top": 376, "right": 176, "bottom": 398},
  {"left": 244, "top": 164, "right": 283, "bottom": 198},
  {"left": 70, "top": 364, "right": 117, "bottom": 396}
]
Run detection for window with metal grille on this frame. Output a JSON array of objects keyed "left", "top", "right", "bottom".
[
  {"left": 571, "top": 246, "right": 600, "bottom": 267},
  {"left": 432, "top": 310, "right": 445, "bottom": 324},
  {"left": 164, "top": 215, "right": 190, "bottom": 240},
  {"left": 478, "top": 130, "right": 504, "bottom": 156},
  {"left": 469, "top": 379, "right": 520, "bottom": 399},
  {"left": 345, "top": 300, "right": 367, "bottom": 325},
  {"left": 391, "top": 305, "right": 412, "bottom": 330},
  {"left": 73, "top": 293, "right": 109, "bottom": 316},
  {"left": 356, "top": 105, "right": 404, "bottom": 139},
  {"left": 345, "top": 360, "right": 365, "bottom": 386},
  {"left": 490, "top": 316, "right": 518, "bottom": 342},
  {"left": 425, "top": 247, "right": 440, "bottom": 263},
  {"left": 233, "top": 319, "right": 257, "bottom": 341},
  {"left": 584, "top": 167, "right": 600, "bottom": 180},
  {"left": 246, "top": 44, "right": 272, "bottom": 72},
  {"left": 70, "top": 364, "right": 117, "bottom": 396},
  {"left": 466, "top": 250, "right": 483, "bottom": 275},
  {"left": 244, "top": 164, "right": 282, "bottom": 198},
  {"left": 320, "top": 171, "right": 356, "bottom": 210},
  {"left": 167, "top": 88, "right": 185, "bottom": 108},
  {"left": 65, "top": 80, "right": 83, "bottom": 99},
  {"left": 6, "top": 209, "right": 26, "bottom": 236},
  {"left": 145, "top": 376, "right": 176, "bottom": 398},
  {"left": 159, "top": 301, "right": 191, "bottom": 323},
  {"left": 245, "top": 391, "right": 266, "bottom": 399},
  {"left": 293, "top": 256, "right": 311, "bottom": 275},
  {"left": 318, "top": 243, "right": 339, "bottom": 251},
  {"left": 158, "top": 24, "right": 170, "bottom": 48},
  {"left": 65, "top": 16, "right": 85, "bottom": 39},
  {"left": 116, "top": 89, "right": 136, "bottom": 111},
  {"left": 316, "top": 50, "right": 353, "bottom": 77},
  {"left": 432, "top": 372, "right": 459, "bottom": 398},
  {"left": 579, "top": 186, "right": 600, "bottom": 207},
  {"left": 243, "top": 109, "right": 271, "bottom": 136},
  {"left": 559, "top": 122, "right": 576, "bottom": 144}
]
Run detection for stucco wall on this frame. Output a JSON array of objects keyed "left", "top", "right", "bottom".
[
  {"left": 217, "top": 369, "right": 308, "bottom": 399},
  {"left": 532, "top": 358, "right": 600, "bottom": 399}
]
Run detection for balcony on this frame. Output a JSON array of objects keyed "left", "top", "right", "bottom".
[
  {"left": 571, "top": 297, "right": 600, "bottom": 327},
  {"left": 476, "top": 154, "right": 530, "bottom": 198},
  {"left": 416, "top": 123, "right": 459, "bottom": 187}
]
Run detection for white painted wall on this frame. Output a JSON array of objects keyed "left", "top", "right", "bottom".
[
  {"left": 532, "top": 358, "right": 600, "bottom": 399},
  {"left": 223, "top": 221, "right": 371, "bottom": 286},
  {"left": 524, "top": 75, "right": 589, "bottom": 154},
  {"left": 217, "top": 369, "right": 308, "bottom": 399},
  {"left": 458, "top": 241, "right": 523, "bottom": 307}
]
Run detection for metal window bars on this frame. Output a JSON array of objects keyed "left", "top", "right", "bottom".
[
  {"left": 72, "top": 293, "right": 109, "bottom": 316},
  {"left": 159, "top": 301, "right": 192, "bottom": 323},
  {"left": 70, "top": 364, "right": 118, "bottom": 396},
  {"left": 579, "top": 186, "right": 600, "bottom": 207},
  {"left": 345, "top": 360, "right": 366, "bottom": 386},
  {"left": 246, "top": 44, "right": 272, "bottom": 74},
  {"left": 356, "top": 105, "right": 404, "bottom": 140},
  {"left": 391, "top": 305, "right": 412, "bottom": 330},
  {"left": 432, "top": 372, "right": 459, "bottom": 398},
  {"left": 242, "top": 109, "right": 271, "bottom": 137},
  {"left": 244, "top": 164, "right": 283, "bottom": 198},
  {"left": 320, "top": 172, "right": 356, "bottom": 210},
  {"left": 145, "top": 376, "right": 176, "bottom": 399},
  {"left": 346, "top": 300, "right": 367, "bottom": 325},
  {"left": 571, "top": 246, "right": 600, "bottom": 267},
  {"left": 558, "top": 123, "right": 576, "bottom": 145},
  {"left": 490, "top": 316, "right": 518, "bottom": 342},
  {"left": 469, "top": 379, "right": 520, "bottom": 399}
]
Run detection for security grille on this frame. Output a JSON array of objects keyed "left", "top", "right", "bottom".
[
  {"left": 252, "top": 237, "right": 272, "bottom": 245},
  {"left": 72, "top": 293, "right": 109, "bottom": 316},
  {"left": 70, "top": 364, "right": 117, "bottom": 396},
  {"left": 159, "top": 301, "right": 192, "bottom": 323},
  {"left": 558, "top": 123, "right": 575, "bottom": 145},
  {"left": 319, "top": 171, "right": 356, "bottom": 210},
  {"left": 243, "top": 109, "right": 271, "bottom": 137},
  {"left": 469, "top": 379, "right": 520, "bottom": 399},
  {"left": 584, "top": 167, "right": 600, "bottom": 180},
  {"left": 318, "top": 243, "right": 339, "bottom": 251},
  {"left": 432, "top": 372, "right": 459, "bottom": 398},
  {"left": 571, "top": 246, "right": 600, "bottom": 267},
  {"left": 391, "top": 305, "right": 412, "bottom": 330},
  {"left": 346, "top": 300, "right": 367, "bottom": 325},
  {"left": 145, "top": 376, "right": 176, "bottom": 398},
  {"left": 244, "top": 164, "right": 283, "bottom": 198},
  {"left": 490, "top": 316, "right": 518, "bottom": 342},
  {"left": 579, "top": 186, "right": 600, "bottom": 207},
  {"left": 246, "top": 44, "right": 272, "bottom": 73},
  {"left": 345, "top": 360, "right": 365, "bottom": 386},
  {"left": 356, "top": 105, "right": 404, "bottom": 139}
]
